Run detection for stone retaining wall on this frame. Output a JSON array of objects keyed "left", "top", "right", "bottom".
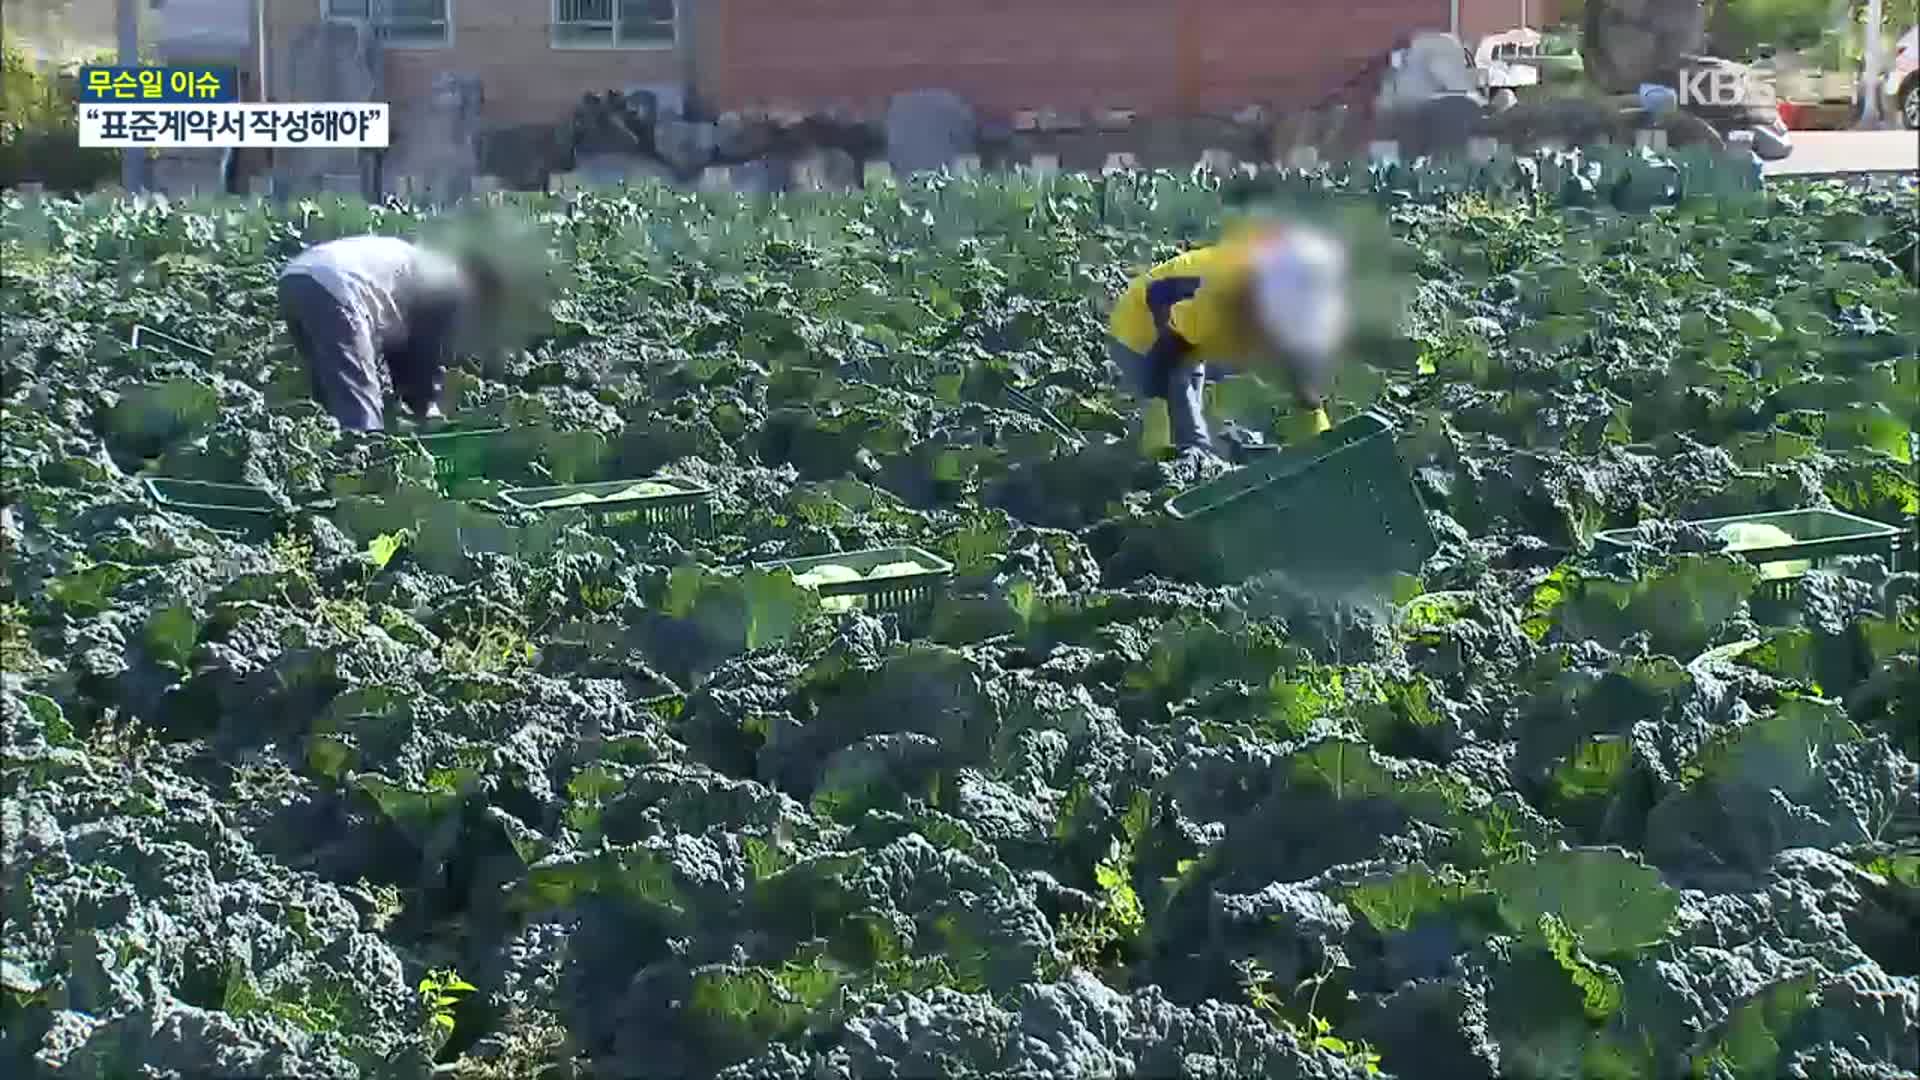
[{"left": 542, "top": 126, "right": 1684, "bottom": 198}]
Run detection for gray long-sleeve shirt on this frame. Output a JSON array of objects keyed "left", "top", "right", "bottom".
[{"left": 279, "top": 235, "right": 468, "bottom": 352}]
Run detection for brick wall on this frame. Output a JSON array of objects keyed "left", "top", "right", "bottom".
[
  {"left": 1458, "top": 0, "right": 1563, "bottom": 43},
  {"left": 265, "top": 0, "right": 1475, "bottom": 129},
  {"left": 696, "top": 0, "right": 1451, "bottom": 118},
  {"left": 266, "top": 0, "right": 685, "bottom": 130}
]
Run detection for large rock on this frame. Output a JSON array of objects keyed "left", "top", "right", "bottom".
[
  {"left": 789, "top": 147, "right": 859, "bottom": 193},
  {"left": 730, "top": 158, "right": 789, "bottom": 196},
  {"left": 625, "top": 82, "right": 685, "bottom": 121},
  {"left": 149, "top": 150, "right": 227, "bottom": 197},
  {"left": 1374, "top": 32, "right": 1480, "bottom": 116},
  {"left": 479, "top": 123, "right": 570, "bottom": 191},
  {"left": 714, "top": 111, "right": 773, "bottom": 161},
  {"left": 802, "top": 108, "right": 885, "bottom": 159},
  {"left": 1486, "top": 95, "right": 1626, "bottom": 147},
  {"left": 1387, "top": 94, "right": 1488, "bottom": 158},
  {"left": 572, "top": 91, "right": 653, "bottom": 155},
  {"left": 653, "top": 118, "right": 717, "bottom": 176},
  {"left": 574, "top": 152, "right": 679, "bottom": 190},
  {"left": 272, "top": 20, "right": 380, "bottom": 198},
  {"left": 884, "top": 89, "right": 977, "bottom": 175},
  {"left": 383, "top": 72, "right": 483, "bottom": 204}
]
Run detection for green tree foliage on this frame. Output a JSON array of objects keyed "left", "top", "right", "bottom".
[{"left": 1, "top": 45, "right": 118, "bottom": 192}]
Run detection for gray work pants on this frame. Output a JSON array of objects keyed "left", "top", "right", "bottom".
[
  {"left": 278, "top": 273, "right": 445, "bottom": 432},
  {"left": 1108, "top": 337, "right": 1222, "bottom": 450}
]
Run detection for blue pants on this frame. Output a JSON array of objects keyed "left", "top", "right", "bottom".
[{"left": 1109, "top": 337, "right": 1228, "bottom": 450}]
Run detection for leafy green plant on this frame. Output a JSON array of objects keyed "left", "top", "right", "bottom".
[
  {"left": 419, "top": 968, "right": 477, "bottom": 1047},
  {"left": 355, "top": 879, "right": 405, "bottom": 932},
  {"left": 1538, "top": 912, "right": 1624, "bottom": 1022},
  {"left": 441, "top": 623, "right": 536, "bottom": 675},
  {"left": 0, "top": 602, "right": 43, "bottom": 674},
  {"left": 1687, "top": 973, "right": 1818, "bottom": 1078},
  {"left": 1489, "top": 848, "right": 1679, "bottom": 958},
  {"left": 442, "top": 1006, "right": 575, "bottom": 1080},
  {"left": 2, "top": 160, "right": 1916, "bottom": 1080},
  {"left": 0, "top": 46, "right": 118, "bottom": 192},
  {"left": 1060, "top": 791, "right": 1151, "bottom": 978},
  {"left": 1239, "top": 956, "right": 1383, "bottom": 1075},
  {"left": 222, "top": 958, "right": 357, "bottom": 1036},
  {"left": 1342, "top": 863, "right": 1488, "bottom": 934}
]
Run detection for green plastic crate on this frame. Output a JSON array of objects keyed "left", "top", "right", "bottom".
[
  {"left": 1594, "top": 508, "right": 1910, "bottom": 598},
  {"left": 144, "top": 478, "right": 285, "bottom": 536},
  {"left": 406, "top": 426, "right": 512, "bottom": 484},
  {"left": 1164, "top": 411, "right": 1437, "bottom": 590},
  {"left": 127, "top": 324, "right": 213, "bottom": 359},
  {"left": 1168, "top": 412, "right": 1400, "bottom": 517},
  {"left": 759, "top": 546, "right": 955, "bottom": 616},
  {"left": 496, "top": 476, "right": 714, "bottom": 538}
]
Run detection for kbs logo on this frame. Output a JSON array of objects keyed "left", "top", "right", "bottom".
[{"left": 1676, "top": 68, "right": 1771, "bottom": 108}]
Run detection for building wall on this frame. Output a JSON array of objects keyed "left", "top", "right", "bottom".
[
  {"left": 265, "top": 0, "right": 685, "bottom": 129},
  {"left": 1458, "top": 0, "right": 1564, "bottom": 44},
  {"left": 694, "top": 0, "right": 1453, "bottom": 117},
  {"left": 261, "top": 0, "right": 1480, "bottom": 129},
  {"left": 153, "top": 0, "right": 254, "bottom": 65}
]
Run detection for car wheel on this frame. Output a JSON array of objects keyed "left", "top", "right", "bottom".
[{"left": 1903, "top": 79, "right": 1919, "bottom": 129}]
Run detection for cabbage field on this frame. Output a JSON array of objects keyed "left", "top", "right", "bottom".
[{"left": 2, "top": 162, "right": 1918, "bottom": 1080}]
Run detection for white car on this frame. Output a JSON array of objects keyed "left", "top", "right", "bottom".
[{"left": 1885, "top": 26, "right": 1919, "bottom": 129}]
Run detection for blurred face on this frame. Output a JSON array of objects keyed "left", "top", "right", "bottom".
[
  {"left": 1251, "top": 229, "right": 1350, "bottom": 403},
  {"left": 458, "top": 258, "right": 507, "bottom": 316}
]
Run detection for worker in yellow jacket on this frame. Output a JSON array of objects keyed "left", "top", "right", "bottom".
[{"left": 1108, "top": 223, "right": 1349, "bottom": 455}]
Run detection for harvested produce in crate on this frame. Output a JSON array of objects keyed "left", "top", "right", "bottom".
[
  {"left": 790, "top": 561, "right": 928, "bottom": 588},
  {"left": 789, "top": 560, "right": 929, "bottom": 611},
  {"left": 529, "top": 480, "right": 680, "bottom": 508},
  {"left": 864, "top": 561, "right": 927, "bottom": 579},
  {"left": 791, "top": 564, "right": 864, "bottom": 589},
  {"left": 1715, "top": 521, "right": 1810, "bottom": 578},
  {"left": 1715, "top": 521, "right": 1796, "bottom": 551},
  {"left": 791, "top": 563, "right": 864, "bottom": 611},
  {"left": 533, "top": 491, "right": 608, "bottom": 507}
]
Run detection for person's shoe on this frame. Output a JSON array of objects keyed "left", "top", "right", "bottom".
[
  {"left": 1216, "top": 423, "right": 1277, "bottom": 464},
  {"left": 1174, "top": 443, "right": 1226, "bottom": 466}
]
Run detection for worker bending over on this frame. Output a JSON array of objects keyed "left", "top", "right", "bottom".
[
  {"left": 278, "top": 235, "right": 504, "bottom": 432},
  {"left": 1108, "top": 223, "right": 1350, "bottom": 455}
]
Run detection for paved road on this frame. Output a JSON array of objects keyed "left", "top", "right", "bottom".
[{"left": 1766, "top": 130, "right": 1918, "bottom": 177}]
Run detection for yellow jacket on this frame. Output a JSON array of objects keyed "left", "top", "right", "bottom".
[
  {"left": 1109, "top": 243, "right": 1270, "bottom": 366},
  {"left": 1112, "top": 239, "right": 1331, "bottom": 442}
]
